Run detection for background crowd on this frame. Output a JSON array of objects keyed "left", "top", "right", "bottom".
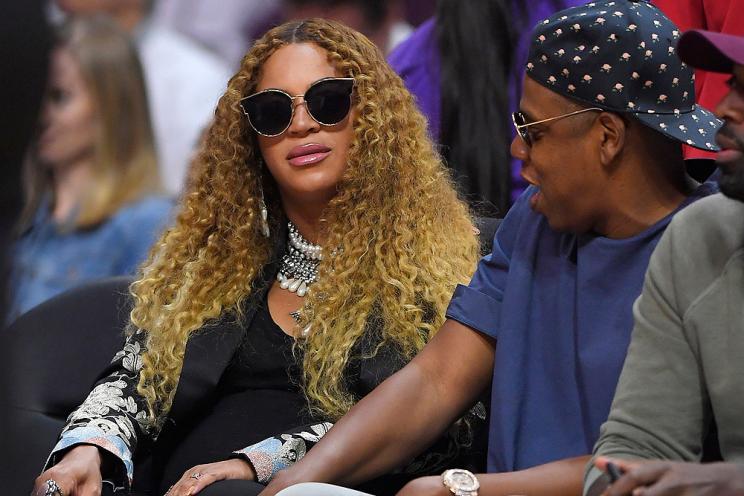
[{"left": 5, "top": 0, "right": 741, "bottom": 322}]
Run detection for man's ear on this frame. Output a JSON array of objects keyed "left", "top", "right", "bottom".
[{"left": 596, "top": 112, "right": 627, "bottom": 168}]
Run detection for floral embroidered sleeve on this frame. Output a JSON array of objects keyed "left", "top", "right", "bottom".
[
  {"left": 233, "top": 422, "right": 334, "bottom": 484},
  {"left": 232, "top": 402, "right": 487, "bottom": 484},
  {"left": 45, "top": 329, "right": 158, "bottom": 489}
]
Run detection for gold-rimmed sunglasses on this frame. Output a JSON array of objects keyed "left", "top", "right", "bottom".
[
  {"left": 239, "top": 77, "right": 355, "bottom": 137},
  {"left": 512, "top": 107, "right": 603, "bottom": 146}
]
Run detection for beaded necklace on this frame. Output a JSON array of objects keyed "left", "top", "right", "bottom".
[{"left": 276, "top": 221, "right": 322, "bottom": 298}]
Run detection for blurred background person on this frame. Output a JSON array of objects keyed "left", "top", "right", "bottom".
[
  {"left": 389, "top": 0, "right": 585, "bottom": 215},
  {"left": 7, "top": 15, "right": 172, "bottom": 323},
  {"left": 283, "top": 0, "right": 413, "bottom": 53},
  {"left": 54, "top": 0, "right": 232, "bottom": 194},
  {"left": 152, "top": 0, "right": 280, "bottom": 69},
  {"left": 389, "top": 0, "right": 517, "bottom": 215},
  {"left": 0, "top": 0, "right": 52, "bottom": 324},
  {"left": 152, "top": 0, "right": 434, "bottom": 70},
  {"left": 653, "top": 0, "right": 743, "bottom": 167}
]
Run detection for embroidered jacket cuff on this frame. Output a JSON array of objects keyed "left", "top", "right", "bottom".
[
  {"left": 233, "top": 438, "right": 290, "bottom": 485},
  {"left": 47, "top": 425, "right": 132, "bottom": 488}
]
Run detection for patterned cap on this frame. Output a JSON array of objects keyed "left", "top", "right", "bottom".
[{"left": 526, "top": 0, "right": 721, "bottom": 151}]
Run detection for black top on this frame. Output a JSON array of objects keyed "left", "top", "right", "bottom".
[{"left": 159, "top": 299, "right": 309, "bottom": 487}]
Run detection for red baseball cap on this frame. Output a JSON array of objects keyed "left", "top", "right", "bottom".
[{"left": 677, "top": 30, "right": 744, "bottom": 74}]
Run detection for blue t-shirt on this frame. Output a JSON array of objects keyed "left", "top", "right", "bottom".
[
  {"left": 446, "top": 183, "right": 716, "bottom": 473},
  {"left": 8, "top": 195, "right": 173, "bottom": 323}
]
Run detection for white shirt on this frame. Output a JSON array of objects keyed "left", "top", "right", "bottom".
[{"left": 136, "top": 22, "right": 232, "bottom": 194}]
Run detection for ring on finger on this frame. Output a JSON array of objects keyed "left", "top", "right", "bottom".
[
  {"left": 190, "top": 472, "right": 203, "bottom": 480},
  {"left": 43, "top": 479, "right": 64, "bottom": 496}
]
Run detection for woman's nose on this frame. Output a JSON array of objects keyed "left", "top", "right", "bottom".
[{"left": 287, "top": 99, "right": 320, "bottom": 136}]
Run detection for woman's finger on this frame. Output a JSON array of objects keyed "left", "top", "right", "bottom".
[
  {"left": 168, "top": 471, "right": 197, "bottom": 496},
  {"left": 190, "top": 472, "right": 228, "bottom": 494}
]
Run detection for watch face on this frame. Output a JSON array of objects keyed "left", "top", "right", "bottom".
[{"left": 444, "top": 469, "right": 480, "bottom": 491}]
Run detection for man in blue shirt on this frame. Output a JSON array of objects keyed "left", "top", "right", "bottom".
[{"left": 160, "top": 2, "right": 724, "bottom": 495}]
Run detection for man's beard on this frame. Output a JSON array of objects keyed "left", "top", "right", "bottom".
[{"left": 717, "top": 124, "right": 744, "bottom": 202}]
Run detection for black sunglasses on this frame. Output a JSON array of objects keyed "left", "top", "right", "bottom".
[{"left": 239, "top": 77, "right": 355, "bottom": 137}]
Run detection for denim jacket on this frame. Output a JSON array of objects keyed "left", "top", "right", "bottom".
[{"left": 8, "top": 195, "right": 173, "bottom": 323}]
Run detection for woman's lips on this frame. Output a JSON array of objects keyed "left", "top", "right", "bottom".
[{"left": 287, "top": 143, "right": 332, "bottom": 167}]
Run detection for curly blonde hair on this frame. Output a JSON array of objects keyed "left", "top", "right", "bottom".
[{"left": 131, "top": 19, "right": 480, "bottom": 423}]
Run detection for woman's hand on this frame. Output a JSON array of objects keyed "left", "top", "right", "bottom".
[
  {"left": 32, "top": 445, "right": 104, "bottom": 496},
  {"left": 395, "top": 476, "right": 450, "bottom": 496},
  {"left": 166, "top": 459, "right": 256, "bottom": 495}
]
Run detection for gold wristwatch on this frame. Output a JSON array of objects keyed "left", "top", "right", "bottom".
[{"left": 442, "top": 468, "right": 479, "bottom": 496}]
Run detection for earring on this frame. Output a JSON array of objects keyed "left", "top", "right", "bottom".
[{"left": 258, "top": 180, "right": 270, "bottom": 238}]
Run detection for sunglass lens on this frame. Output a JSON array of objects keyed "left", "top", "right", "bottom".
[
  {"left": 305, "top": 79, "right": 353, "bottom": 126},
  {"left": 242, "top": 91, "right": 293, "bottom": 136},
  {"left": 512, "top": 112, "right": 531, "bottom": 146}
]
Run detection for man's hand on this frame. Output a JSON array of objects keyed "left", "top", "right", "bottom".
[
  {"left": 166, "top": 459, "right": 256, "bottom": 495},
  {"left": 598, "top": 457, "right": 744, "bottom": 496}
]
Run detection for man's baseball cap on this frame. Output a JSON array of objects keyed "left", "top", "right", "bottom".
[
  {"left": 526, "top": 0, "right": 722, "bottom": 151},
  {"left": 678, "top": 30, "right": 744, "bottom": 74}
]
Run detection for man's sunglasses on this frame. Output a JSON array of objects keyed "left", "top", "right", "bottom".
[
  {"left": 512, "top": 107, "right": 602, "bottom": 147},
  {"left": 239, "top": 77, "right": 355, "bottom": 137}
]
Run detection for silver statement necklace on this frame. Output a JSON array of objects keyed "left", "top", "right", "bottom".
[{"left": 277, "top": 221, "right": 322, "bottom": 298}]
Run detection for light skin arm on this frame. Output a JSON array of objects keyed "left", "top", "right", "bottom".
[
  {"left": 32, "top": 445, "right": 103, "bottom": 496},
  {"left": 261, "top": 319, "right": 496, "bottom": 495},
  {"left": 396, "top": 455, "right": 590, "bottom": 496}
]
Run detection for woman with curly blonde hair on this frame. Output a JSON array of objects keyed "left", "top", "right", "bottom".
[{"left": 34, "top": 18, "right": 482, "bottom": 496}]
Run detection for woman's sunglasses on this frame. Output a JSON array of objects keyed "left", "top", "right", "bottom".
[{"left": 239, "top": 77, "right": 355, "bottom": 137}]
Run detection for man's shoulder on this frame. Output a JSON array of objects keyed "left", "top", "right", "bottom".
[
  {"left": 668, "top": 193, "right": 744, "bottom": 251},
  {"left": 657, "top": 193, "right": 744, "bottom": 296}
]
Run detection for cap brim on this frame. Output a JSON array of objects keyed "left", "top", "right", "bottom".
[
  {"left": 678, "top": 30, "right": 744, "bottom": 73},
  {"left": 635, "top": 104, "right": 722, "bottom": 151}
]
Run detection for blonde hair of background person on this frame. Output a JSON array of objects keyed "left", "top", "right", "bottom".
[
  {"left": 130, "top": 17, "right": 480, "bottom": 425},
  {"left": 19, "top": 15, "right": 160, "bottom": 232}
]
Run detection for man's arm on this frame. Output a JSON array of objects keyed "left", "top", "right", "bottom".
[
  {"left": 263, "top": 319, "right": 496, "bottom": 493},
  {"left": 396, "top": 456, "right": 590, "bottom": 496}
]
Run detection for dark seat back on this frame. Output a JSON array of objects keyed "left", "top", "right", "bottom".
[{"left": 0, "top": 276, "right": 134, "bottom": 494}]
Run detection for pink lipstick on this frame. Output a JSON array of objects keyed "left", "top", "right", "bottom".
[{"left": 286, "top": 143, "right": 332, "bottom": 167}]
